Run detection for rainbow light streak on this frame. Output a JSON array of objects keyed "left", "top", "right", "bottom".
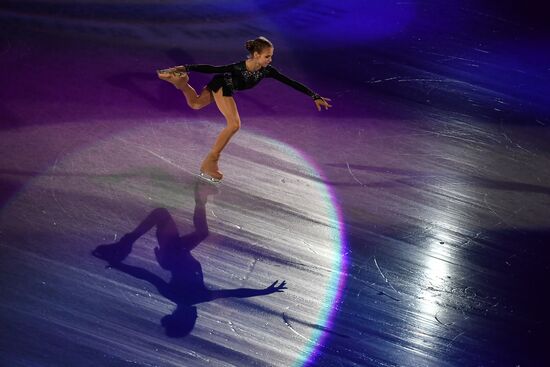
[{"left": 271, "top": 141, "right": 349, "bottom": 367}]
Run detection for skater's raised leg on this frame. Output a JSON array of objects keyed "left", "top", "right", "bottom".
[
  {"left": 129, "top": 208, "right": 180, "bottom": 246},
  {"left": 157, "top": 70, "right": 213, "bottom": 110},
  {"left": 92, "top": 208, "right": 180, "bottom": 264},
  {"left": 200, "top": 89, "right": 241, "bottom": 181}
]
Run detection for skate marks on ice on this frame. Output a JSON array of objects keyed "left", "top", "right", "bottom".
[{"left": 0, "top": 120, "right": 346, "bottom": 367}]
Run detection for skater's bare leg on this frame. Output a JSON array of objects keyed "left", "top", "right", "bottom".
[
  {"left": 157, "top": 70, "right": 213, "bottom": 110},
  {"left": 211, "top": 89, "right": 241, "bottom": 153},
  {"left": 200, "top": 89, "right": 241, "bottom": 180},
  {"left": 182, "top": 86, "right": 214, "bottom": 110}
]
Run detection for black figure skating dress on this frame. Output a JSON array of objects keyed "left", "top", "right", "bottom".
[{"left": 185, "top": 61, "right": 321, "bottom": 100}]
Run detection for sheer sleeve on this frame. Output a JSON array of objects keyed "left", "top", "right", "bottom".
[
  {"left": 266, "top": 66, "right": 321, "bottom": 100},
  {"left": 185, "top": 63, "right": 237, "bottom": 74}
]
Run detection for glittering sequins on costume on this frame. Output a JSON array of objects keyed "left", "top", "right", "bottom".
[
  {"left": 242, "top": 68, "right": 264, "bottom": 84},
  {"left": 223, "top": 73, "right": 234, "bottom": 95}
]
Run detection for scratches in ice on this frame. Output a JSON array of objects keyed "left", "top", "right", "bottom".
[
  {"left": 474, "top": 48, "right": 490, "bottom": 54},
  {"left": 373, "top": 256, "right": 399, "bottom": 294},
  {"left": 446, "top": 331, "right": 466, "bottom": 348},
  {"left": 144, "top": 148, "right": 192, "bottom": 173},
  {"left": 115, "top": 137, "right": 194, "bottom": 175},
  {"left": 346, "top": 162, "right": 365, "bottom": 186},
  {"left": 461, "top": 231, "right": 481, "bottom": 247},
  {"left": 49, "top": 154, "right": 71, "bottom": 220},
  {"left": 282, "top": 312, "right": 349, "bottom": 347},
  {"left": 502, "top": 133, "right": 531, "bottom": 153},
  {"left": 352, "top": 261, "right": 400, "bottom": 301},
  {"left": 304, "top": 240, "right": 319, "bottom": 255},
  {"left": 367, "top": 76, "right": 399, "bottom": 84},
  {"left": 241, "top": 257, "right": 259, "bottom": 285},
  {"left": 434, "top": 311, "right": 454, "bottom": 328},
  {"left": 367, "top": 76, "right": 474, "bottom": 87},
  {"left": 148, "top": 122, "right": 161, "bottom": 147},
  {"left": 210, "top": 210, "right": 242, "bottom": 230},
  {"left": 397, "top": 78, "right": 460, "bottom": 83},
  {"left": 460, "top": 7, "right": 519, "bottom": 26},
  {"left": 282, "top": 312, "right": 317, "bottom": 344},
  {"left": 483, "top": 193, "right": 519, "bottom": 230},
  {"left": 226, "top": 320, "right": 240, "bottom": 335},
  {"left": 424, "top": 130, "right": 484, "bottom": 146}
]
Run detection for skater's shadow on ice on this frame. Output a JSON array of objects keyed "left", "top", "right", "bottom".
[{"left": 92, "top": 180, "right": 286, "bottom": 338}]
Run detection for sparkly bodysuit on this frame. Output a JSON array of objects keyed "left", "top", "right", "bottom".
[{"left": 185, "top": 61, "right": 321, "bottom": 100}]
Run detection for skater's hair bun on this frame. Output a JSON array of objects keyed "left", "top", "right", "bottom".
[{"left": 245, "top": 36, "right": 273, "bottom": 54}]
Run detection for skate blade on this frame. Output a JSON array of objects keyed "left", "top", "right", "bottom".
[{"left": 198, "top": 172, "right": 222, "bottom": 184}]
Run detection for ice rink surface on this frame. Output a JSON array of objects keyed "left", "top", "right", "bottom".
[{"left": 1, "top": 1, "right": 549, "bottom": 366}]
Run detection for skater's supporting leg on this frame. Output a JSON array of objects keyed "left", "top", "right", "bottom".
[
  {"left": 200, "top": 89, "right": 241, "bottom": 179},
  {"left": 211, "top": 89, "right": 241, "bottom": 154},
  {"left": 179, "top": 182, "right": 213, "bottom": 251}
]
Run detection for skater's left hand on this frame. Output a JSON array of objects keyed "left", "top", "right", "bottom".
[{"left": 314, "top": 97, "right": 332, "bottom": 111}]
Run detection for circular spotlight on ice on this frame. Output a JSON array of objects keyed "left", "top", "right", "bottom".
[{"left": 1, "top": 119, "right": 347, "bottom": 367}]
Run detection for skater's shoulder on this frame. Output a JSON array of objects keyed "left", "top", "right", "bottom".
[
  {"left": 264, "top": 64, "right": 279, "bottom": 75},
  {"left": 234, "top": 60, "right": 247, "bottom": 69}
]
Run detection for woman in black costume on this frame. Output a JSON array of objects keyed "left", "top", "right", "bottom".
[{"left": 157, "top": 36, "right": 332, "bottom": 182}]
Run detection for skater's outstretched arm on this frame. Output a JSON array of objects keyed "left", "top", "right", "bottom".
[
  {"left": 267, "top": 66, "right": 318, "bottom": 98},
  {"left": 208, "top": 280, "right": 287, "bottom": 301},
  {"left": 184, "top": 63, "right": 238, "bottom": 74},
  {"left": 266, "top": 66, "right": 332, "bottom": 111}
]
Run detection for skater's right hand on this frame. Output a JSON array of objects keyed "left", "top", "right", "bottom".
[
  {"left": 314, "top": 97, "right": 332, "bottom": 111},
  {"left": 264, "top": 280, "right": 287, "bottom": 294}
]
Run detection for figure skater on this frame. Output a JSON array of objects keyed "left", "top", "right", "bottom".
[{"left": 157, "top": 36, "right": 332, "bottom": 183}]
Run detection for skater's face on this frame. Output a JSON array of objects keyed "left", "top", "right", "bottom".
[{"left": 254, "top": 47, "right": 274, "bottom": 67}]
